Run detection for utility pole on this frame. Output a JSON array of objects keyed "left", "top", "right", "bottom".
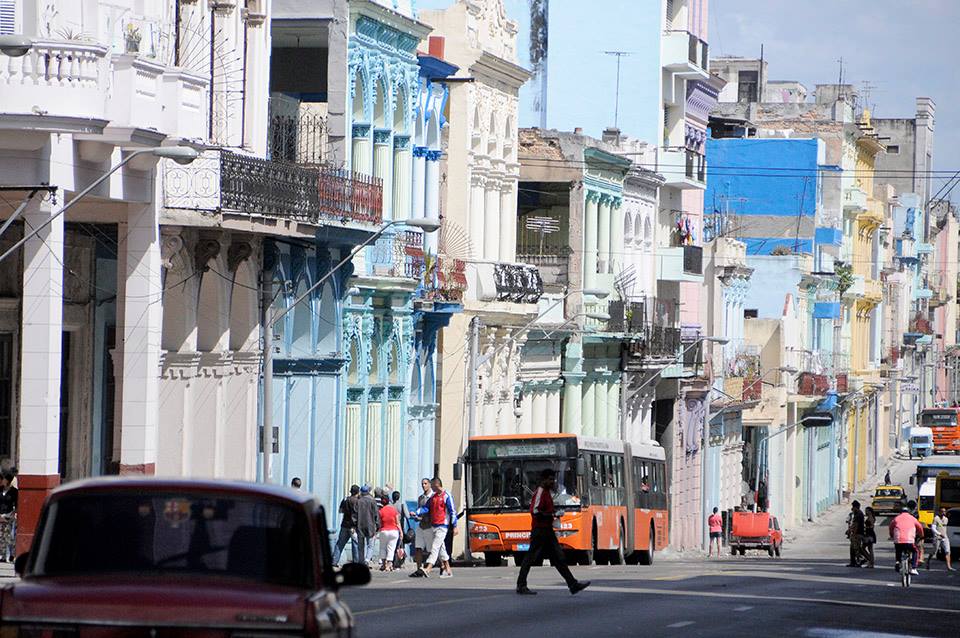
[{"left": 604, "top": 51, "right": 633, "bottom": 130}]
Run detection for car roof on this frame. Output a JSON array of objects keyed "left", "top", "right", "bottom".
[{"left": 50, "top": 476, "right": 316, "bottom": 506}]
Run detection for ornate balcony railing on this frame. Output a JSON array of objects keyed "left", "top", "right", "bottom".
[
  {"left": 165, "top": 149, "right": 382, "bottom": 225},
  {"left": 430, "top": 255, "right": 467, "bottom": 303},
  {"left": 909, "top": 314, "right": 933, "bottom": 335},
  {"left": 370, "top": 230, "right": 425, "bottom": 278},
  {"left": 494, "top": 263, "right": 543, "bottom": 303},
  {"left": 267, "top": 97, "right": 328, "bottom": 165}
]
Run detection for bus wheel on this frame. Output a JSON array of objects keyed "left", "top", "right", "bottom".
[
  {"left": 614, "top": 525, "right": 626, "bottom": 565},
  {"left": 583, "top": 526, "right": 597, "bottom": 565},
  {"left": 638, "top": 526, "right": 655, "bottom": 566},
  {"left": 775, "top": 543, "right": 781, "bottom": 558},
  {"left": 484, "top": 553, "right": 503, "bottom": 567}
]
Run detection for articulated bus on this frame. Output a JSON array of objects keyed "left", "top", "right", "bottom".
[
  {"left": 463, "top": 433, "right": 668, "bottom": 567},
  {"left": 919, "top": 408, "right": 960, "bottom": 454}
]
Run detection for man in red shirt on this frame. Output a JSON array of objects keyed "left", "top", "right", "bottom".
[{"left": 516, "top": 469, "right": 590, "bottom": 596}]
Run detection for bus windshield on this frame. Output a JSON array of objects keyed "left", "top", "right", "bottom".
[
  {"left": 921, "top": 410, "right": 958, "bottom": 427},
  {"left": 468, "top": 458, "right": 579, "bottom": 510}
]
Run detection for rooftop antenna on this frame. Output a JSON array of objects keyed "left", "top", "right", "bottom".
[{"left": 604, "top": 50, "right": 634, "bottom": 129}]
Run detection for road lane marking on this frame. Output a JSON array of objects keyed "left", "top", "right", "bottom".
[
  {"left": 353, "top": 592, "right": 509, "bottom": 617},
  {"left": 732, "top": 605, "right": 753, "bottom": 611},
  {"left": 667, "top": 621, "right": 695, "bottom": 628},
  {"left": 536, "top": 584, "right": 960, "bottom": 615}
]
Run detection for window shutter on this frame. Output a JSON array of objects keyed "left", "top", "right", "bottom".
[{"left": 0, "top": 0, "right": 16, "bottom": 35}]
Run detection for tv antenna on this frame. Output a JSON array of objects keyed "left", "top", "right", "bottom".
[{"left": 604, "top": 51, "right": 634, "bottom": 130}]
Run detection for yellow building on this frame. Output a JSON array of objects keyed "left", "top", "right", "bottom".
[{"left": 842, "top": 113, "right": 885, "bottom": 489}]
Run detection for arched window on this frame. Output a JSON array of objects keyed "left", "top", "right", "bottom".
[
  {"left": 388, "top": 340, "right": 400, "bottom": 385},
  {"left": 347, "top": 338, "right": 360, "bottom": 385},
  {"left": 393, "top": 86, "right": 407, "bottom": 134},
  {"left": 643, "top": 216, "right": 653, "bottom": 250},
  {"left": 291, "top": 276, "right": 312, "bottom": 355},
  {"left": 373, "top": 79, "right": 387, "bottom": 128},
  {"left": 502, "top": 116, "right": 514, "bottom": 160},
  {"left": 369, "top": 332, "right": 380, "bottom": 384},
  {"left": 487, "top": 112, "right": 498, "bottom": 155},
  {"left": 471, "top": 107, "right": 482, "bottom": 152},
  {"left": 352, "top": 71, "right": 366, "bottom": 122}
]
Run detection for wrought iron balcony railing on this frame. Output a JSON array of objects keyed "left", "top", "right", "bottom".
[
  {"left": 165, "top": 149, "right": 382, "bottom": 226},
  {"left": 267, "top": 97, "right": 328, "bottom": 165},
  {"left": 494, "top": 263, "right": 543, "bottom": 304}
]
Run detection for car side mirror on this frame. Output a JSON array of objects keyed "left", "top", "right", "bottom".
[
  {"left": 453, "top": 462, "right": 463, "bottom": 482},
  {"left": 337, "top": 562, "right": 370, "bottom": 588},
  {"left": 577, "top": 457, "right": 586, "bottom": 476},
  {"left": 14, "top": 552, "right": 29, "bottom": 577}
]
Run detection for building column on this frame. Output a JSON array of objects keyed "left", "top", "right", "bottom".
[
  {"left": 412, "top": 146, "right": 427, "bottom": 218},
  {"left": 499, "top": 177, "right": 517, "bottom": 263},
  {"left": 563, "top": 377, "right": 584, "bottom": 434},
  {"left": 584, "top": 192, "right": 599, "bottom": 289},
  {"left": 546, "top": 387, "right": 562, "bottom": 434},
  {"left": 609, "top": 198, "right": 624, "bottom": 274},
  {"left": 484, "top": 178, "right": 501, "bottom": 261},
  {"left": 607, "top": 379, "right": 620, "bottom": 439},
  {"left": 351, "top": 124, "right": 372, "bottom": 176},
  {"left": 532, "top": 389, "right": 548, "bottom": 434},
  {"left": 373, "top": 129, "right": 393, "bottom": 220},
  {"left": 469, "top": 173, "right": 486, "bottom": 259},
  {"left": 392, "top": 136, "right": 411, "bottom": 222},
  {"left": 424, "top": 149, "right": 442, "bottom": 255},
  {"left": 519, "top": 390, "right": 533, "bottom": 434},
  {"left": 119, "top": 200, "right": 163, "bottom": 475},
  {"left": 598, "top": 194, "right": 612, "bottom": 274},
  {"left": 582, "top": 378, "right": 597, "bottom": 437},
  {"left": 16, "top": 193, "right": 64, "bottom": 554}
]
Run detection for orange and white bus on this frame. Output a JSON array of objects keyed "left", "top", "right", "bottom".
[
  {"left": 463, "top": 433, "right": 668, "bottom": 567},
  {"left": 919, "top": 408, "right": 960, "bottom": 454}
]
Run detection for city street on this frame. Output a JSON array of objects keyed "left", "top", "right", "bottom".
[{"left": 344, "top": 460, "right": 960, "bottom": 638}]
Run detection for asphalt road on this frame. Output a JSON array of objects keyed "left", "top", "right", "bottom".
[{"left": 342, "top": 458, "right": 960, "bottom": 638}]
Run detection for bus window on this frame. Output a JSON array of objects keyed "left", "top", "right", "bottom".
[{"left": 590, "top": 454, "right": 600, "bottom": 487}]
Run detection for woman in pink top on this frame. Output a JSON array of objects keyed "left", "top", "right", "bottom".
[
  {"left": 708, "top": 507, "right": 723, "bottom": 558},
  {"left": 378, "top": 498, "right": 401, "bottom": 572}
]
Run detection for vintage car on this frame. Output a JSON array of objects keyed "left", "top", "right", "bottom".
[
  {"left": 1, "top": 477, "right": 370, "bottom": 636},
  {"left": 730, "top": 511, "right": 783, "bottom": 557},
  {"left": 871, "top": 485, "right": 908, "bottom": 516}
]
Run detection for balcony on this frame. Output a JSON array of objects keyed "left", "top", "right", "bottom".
[
  {"left": 430, "top": 256, "right": 467, "bottom": 303},
  {"left": 916, "top": 242, "right": 934, "bottom": 256},
  {"left": 163, "top": 149, "right": 382, "bottom": 226},
  {"left": 843, "top": 186, "right": 868, "bottom": 212},
  {"left": 908, "top": 314, "right": 933, "bottom": 336},
  {"left": 662, "top": 30, "right": 709, "bottom": 79},
  {"left": 0, "top": 42, "right": 208, "bottom": 138},
  {"left": 268, "top": 96, "right": 328, "bottom": 165},
  {"left": 468, "top": 262, "right": 543, "bottom": 304},
  {"left": 660, "top": 148, "right": 706, "bottom": 189},
  {"left": 515, "top": 253, "right": 569, "bottom": 288},
  {"left": 862, "top": 278, "right": 882, "bottom": 303},
  {"left": 658, "top": 245, "right": 703, "bottom": 282},
  {"left": 369, "top": 230, "right": 425, "bottom": 279}
]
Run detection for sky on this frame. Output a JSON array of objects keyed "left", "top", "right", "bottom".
[{"left": 416, "top": 0, "right": 959, "bottom": 199}]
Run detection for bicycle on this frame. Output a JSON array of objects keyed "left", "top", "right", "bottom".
[{"left": 897, "top": 552, "right": 912, "bottom": 587}]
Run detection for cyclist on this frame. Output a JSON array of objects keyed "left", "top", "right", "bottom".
[{"left": 889, "top": 503, "right": 923, "bottom": 577}]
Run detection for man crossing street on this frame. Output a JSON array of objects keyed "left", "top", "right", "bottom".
[{"left": 516, "top": 469, "right": 590, "bottom": 596}]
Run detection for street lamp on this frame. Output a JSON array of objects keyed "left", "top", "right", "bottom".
[
  {"left": 0, "top": 145, "right": 199, "bottom": 263},
  {"left": 260, "top": 217, "right": 441, "bottom": 482},
  {"left": 0, "top": 35, "right": 32, "bottom": 57}
]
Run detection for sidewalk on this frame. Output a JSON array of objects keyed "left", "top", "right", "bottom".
[{"left": 0, "top": 561, "right": 14, "bottom": 583}]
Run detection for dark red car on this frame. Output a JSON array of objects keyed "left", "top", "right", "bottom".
[{"left": 0, "top": 477, "right": 370, "bottom": 636}]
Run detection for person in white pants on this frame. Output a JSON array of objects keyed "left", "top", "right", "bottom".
[{"left": 412, "top": 477, "right": 457, "bottom": 579}]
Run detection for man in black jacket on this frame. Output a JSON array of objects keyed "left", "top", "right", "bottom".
[
  {"left": 332, "top": 485, "right": 360, "bottom": 565},
  {"left": 356, "top": 485, "right": 381, "bottom": 566}
]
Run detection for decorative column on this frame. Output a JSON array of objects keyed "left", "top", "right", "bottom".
[
  {"left": 598, "top": 194, "right": 612, "bottom": 274},
  {"left": 563, "top": 377, "right": 584, "bottom": 434},
  {"left": 582, "top": 378, "right": 597, "bottom": 437},
  {"left": 470, "top": 172, "right": 486, "bottom": 259},
  {"left": 609, "top": 198, "right": 624, "bottom": 274},
  {"left": 499, "top": 176, "right": 517, "bottom": 263},
  {"left": 584, "top": 191, "right": 600, "bottom": 289},
  {"left": 594, "top": 379, "right": 608, "bottom": 438},
  {"left": 484, "top": 177, "right": 501, "bottom": 261},
  {"left": 373, "top": 129, "right": 393, "bottom": 219},
  {"left": 16, "top": 192, "right": 64, "bottom": 554},
  {"left": 532, "top": 389, "right": 548, "bottom": 435},
  {"left": 351, "top": 124, "right": 372, "bottom": 175},
  {"left": 412, "top": 146, "right": 427, "bottom": 219},
  {"left": 546, "top": 386, "right": 562, "bottom": 434},
  {"left": 392, "top": 135, "right": 412, "bottom": 222},
  {"left": 424, "top": 149, "right": 442, "bottom": 255},
  {"left": 519, "top": 390, "right": 533, "bottom": 434},
  {"left": 607, "top": 379, "right": 620, "bottom": 440},
  {"left": 120, "top": 200, "right": 164, "bottom": 477}
]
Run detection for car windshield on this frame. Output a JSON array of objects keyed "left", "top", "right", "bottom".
[
  {"left": 875, "top": 488, "right": 902, "bottom": 497},
  {"left": 468, "top": 458, "right": 579, "bottom": 510},
  {"left": 33, "top": 491, "right": 314, "bottom": 587}
]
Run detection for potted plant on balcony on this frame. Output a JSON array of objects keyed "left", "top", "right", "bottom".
[{"left": 124, "top": 23, "right": 142, "bottom": 54}]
